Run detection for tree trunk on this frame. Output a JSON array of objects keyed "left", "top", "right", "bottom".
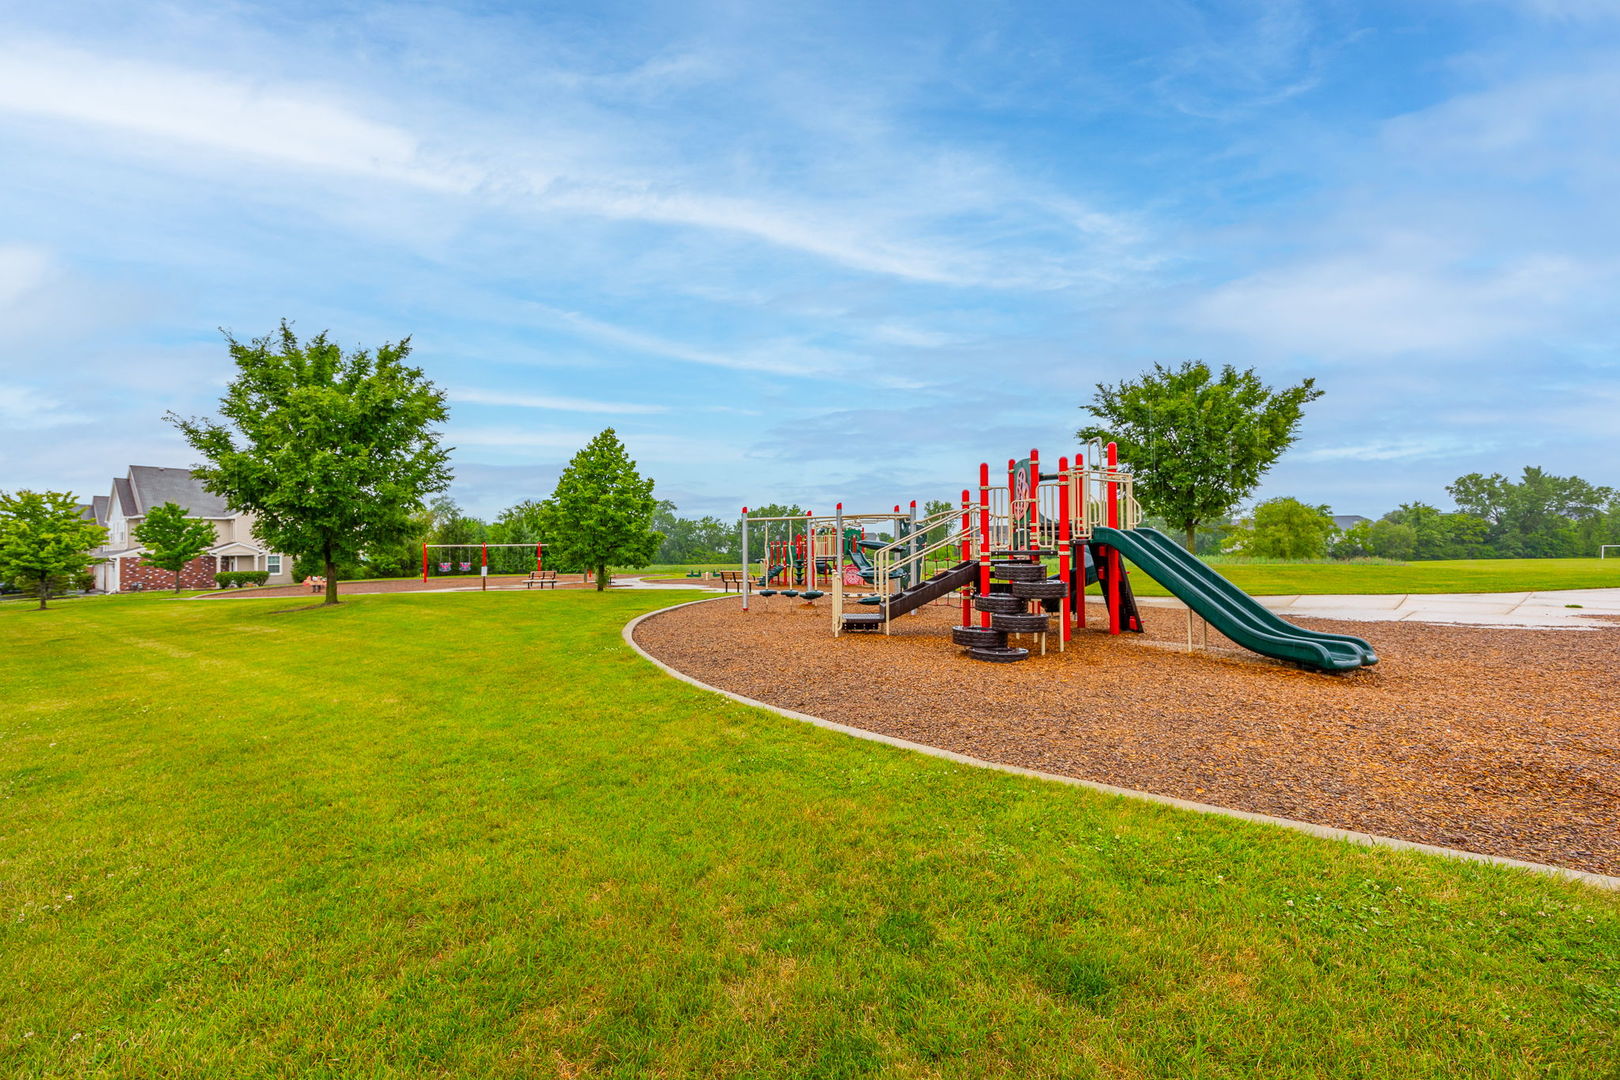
[
  {"left": 324, "top": 546, "right": 339, "bottom": 605},
  {"left": 1183, "top": 524, "right": 1198, "bottom": 553},
  {"left": 175, "top": 567, "right": 183, "bottom": 594},
  {"left": 37, "top": 574, "right": 48, "bottom": 610},
  {"left": 596, "top": 563, "right": 608, "bottom": 592}
]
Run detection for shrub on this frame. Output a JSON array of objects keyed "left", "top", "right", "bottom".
[{"left": 215, "top": 572, "right": 235, "bottom": 589}]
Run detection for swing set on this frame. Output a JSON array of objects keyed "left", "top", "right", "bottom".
[{"left": 420, "top": 542, "right": 545, "bottom": 590}]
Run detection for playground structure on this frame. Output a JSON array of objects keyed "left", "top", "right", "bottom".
[{"left": 740, "top": 441, "right": 1378, "bottom": 671}]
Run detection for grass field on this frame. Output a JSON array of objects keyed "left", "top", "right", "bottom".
[{"left": 4, "top": 591, "right": 1617, "bottom": 1078}]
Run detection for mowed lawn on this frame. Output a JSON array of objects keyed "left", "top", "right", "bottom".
[
  {"left": 1123, "top": 557, "right": 1620, "bottom": 598},
  {"left": 3, "top": 593, "right": 1617, "bottom": 1079}
]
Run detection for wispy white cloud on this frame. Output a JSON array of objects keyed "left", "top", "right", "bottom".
[
  {"left": 1300, "top": 436, "right": 1494, "bottom": 464},
  {"left": 450, "top": 387, "right": 667, "bottom": 414},
  {"left": 0, "top": 383, "right": 89, "bottom": 430},
  {"left": 1190, "top": 247, "right": 1594, "bottom": 358},
  {"left": 0, "top": 243, "right": 52, "bottom": 306},
  {"left": 0, "top": 41, "right": 478, "bottom": 191}
]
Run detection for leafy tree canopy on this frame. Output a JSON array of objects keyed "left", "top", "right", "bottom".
[
  {"left": 0, "top": 490, "right": 106, "bottom": 610},
  {"left": 538, "top": 429, "right": 663, "bottom": 591},
  {"left": 1223, "top": 497, "right": 1336, "bottom": 560},
  {"left": 1078, "top": 361, "right": 1322, "bottom": 550},
  {"left": 1447, "top": 467, "right": 1616, "bottom": 558},
  {"left": 133, "top": 501, "right": 217, "bottom": 593},
  {"left": 654, "top": 501, "right": 740, "bottom": 564},
  {"left": 168, "top": 321, "right": 451, "bottom": 605}
]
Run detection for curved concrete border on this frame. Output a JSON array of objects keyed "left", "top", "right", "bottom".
[{"left": 624, "top": 596, "right": 1620, "bottom": 892}]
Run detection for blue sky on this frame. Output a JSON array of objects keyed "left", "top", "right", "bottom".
[{"left": 1, "top": 0, "right": 1616, "bottom": 520}]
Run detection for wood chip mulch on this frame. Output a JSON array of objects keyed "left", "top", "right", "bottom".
[{"left": 634, "top": 595, "right": 1620, "bottom": 876}]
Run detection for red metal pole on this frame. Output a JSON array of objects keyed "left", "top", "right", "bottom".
[
  {"left": 481, "top": 541, "right": 488, "bottom": 591},
  {"left": 1107, "top": 441, "right": 1121, "bottom": 636},
  {"left": 1058, "top": 456, "right": 1071, "bottom": 642},
  {"left": 421, "top": 542, "right": 428, "bottom": 583},
  {"left": 1029, "top": 447, "right": 1040, "bottom": 556},
  {"left": 535, "top": 542, "right": 543, "bottom": 574},
  {"left": 978, "top": 463, "right": 991, "bottom": 628},
  {"left": 1076, "top": 452, "right": 1087, "bottom": 629},
  {"left": 960, "top": 488, "right": 971, "bottom": 626}
]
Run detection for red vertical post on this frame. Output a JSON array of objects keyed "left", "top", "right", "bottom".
[
  {"left": 978, "top": 463, "right": 992, "bottom": 627},
  {"left": 1076, "top": 453, "right": 1087, "bottom": 629},
  {"left": 1058, "top": 456, "right": 1071, "bottom": 642},
  {"left": 959, "top": 488, "right": 971, "bottom": 626},
  {"left": 1029, "top": 447, "right": 1040, "bottom": 557},
  {"left": 535, "top": 542, "right": 543, "bottom": 574},
  {"left": 481, "top": 541, "right": 489, "bottom": 591},
  {"left": 421, "top": 542, "right": 428, "bottom": 583},
  {"left": 1106, "top": 441, "right": 1121, "bottom": 635}
]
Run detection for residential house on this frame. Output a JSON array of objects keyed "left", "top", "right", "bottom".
[{"left": 91, "top": 466, "right": 294, "bottom": 591}]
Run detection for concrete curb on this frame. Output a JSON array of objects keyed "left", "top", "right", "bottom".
[{"left": 623, "top": 596, "right": 1620, "bottom": 893}]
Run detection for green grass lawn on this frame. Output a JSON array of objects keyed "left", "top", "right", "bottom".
[{"left": 3, "top": 592, "right": 1617, "bottom": 1078}]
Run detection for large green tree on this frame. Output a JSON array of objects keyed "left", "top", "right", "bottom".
[
  {"left": 133, "top": 501, "right": 217, "bottom": 593},
  {"left": 168, "top": 321, "right": 451, "bottom": 606},
  {"left": 538, "top": 429, "right": 662, "bottom": 591},
  {"left": 0, "top": 490, "right": 106, "bottom": 610},
  {"left": 1222, "top": 497, "right": 1336, "bottom": 560},
  {"left": 1078, "top": 362, "right": 1323, "bottom": 551}
]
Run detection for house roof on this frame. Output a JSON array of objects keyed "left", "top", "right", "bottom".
[
  {"left": 113, "top": 476, "right": 135, "bottom": 516},
  {"left": 91, "top": 495, "right": 109, "bottom": 524},
  {"left": 1331, "top": 514, "right": 1371, "bottom": 530},
  {"left": 124, "top": 466, "right": 232, "bottom": 517},
  {"left": 76, "top": 502, "right": 96, "bottom": 522}
]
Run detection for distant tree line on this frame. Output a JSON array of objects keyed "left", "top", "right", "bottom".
[{"left": 1222, "top": 466, "right": 1620, "bottom": 561}]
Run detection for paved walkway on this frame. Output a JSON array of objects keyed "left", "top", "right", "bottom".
[{"left": 1138, "top": 588, "right": 1620, "bottom": 629}]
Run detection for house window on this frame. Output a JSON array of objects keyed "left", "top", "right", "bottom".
[{"left": 267, "top": 554, "right": 282, "bottom": 575}]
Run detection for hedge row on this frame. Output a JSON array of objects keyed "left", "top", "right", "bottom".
[{"left": 215, "top": 571, "right": 270, "bottom": 589}]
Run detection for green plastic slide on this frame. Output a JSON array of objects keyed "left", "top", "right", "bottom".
[{"left": 1090, "top": 526, "right": 1377, "bottom": 672}]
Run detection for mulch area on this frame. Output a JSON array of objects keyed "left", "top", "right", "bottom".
[
  {"left": 200, "top": 574, "right": 600, "bottom": 599},
  {"left": 634, "top": 595, "right": 1620, "bottom": 876}
]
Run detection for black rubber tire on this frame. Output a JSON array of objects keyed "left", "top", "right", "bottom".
[
  {"left": 1040, "top": 598, "right": 1062, "bottom": 613},
  {"left": 990, "top": 562, "right": 1046, "bottom": 582},
  {"left": 973, "top": 594, "right": 1025, "bottom": 614},
  {"left": 991, "top": 612, "right": 1050, "bottom": 633},
  {"left": 967, "top": 645, "right": 1029, "bottom": 663},
  {"left": 1009, "top": 579, "right": 1068, "bottom": 599},
  {"left": 758, "top": 590, "right": 776, "bottom": 597},
  {"left": 951, "top": 626, "right": 1007, "bottom": 647}
]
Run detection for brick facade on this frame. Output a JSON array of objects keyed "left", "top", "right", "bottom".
[{"left": 120, "top": 555, "right": 218, "bottom": 591}]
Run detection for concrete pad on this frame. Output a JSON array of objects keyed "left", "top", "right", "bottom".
[
  {"left": 1286, "top": 593, "right": 1407, "bottom": 611},
  {"left": 1139, "top": 587, "right": 1620, "bottom": 630}
]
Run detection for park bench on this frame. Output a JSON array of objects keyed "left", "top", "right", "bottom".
[
  {"left": 525, "top": 570, "right": 559, "bottom": 589},
  {"left": 718, "top": 571, "right": 743, "bottom": 593}
]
